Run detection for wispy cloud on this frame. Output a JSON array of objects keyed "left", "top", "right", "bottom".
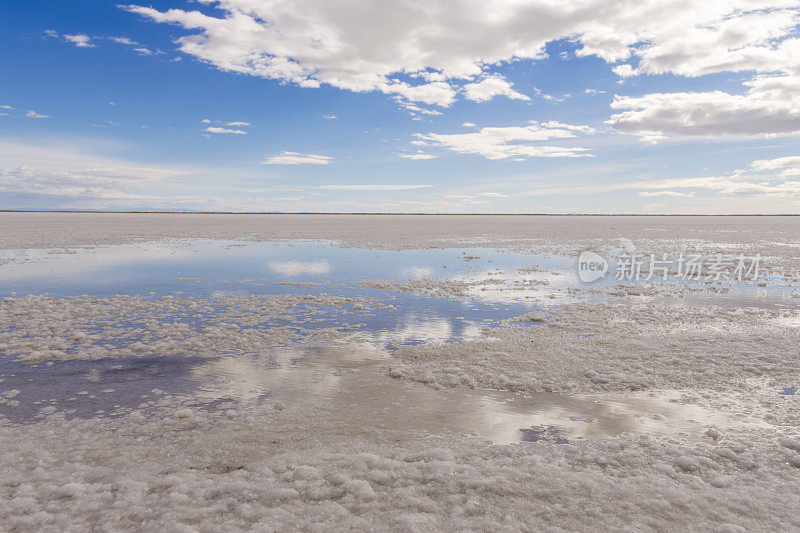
[
  {"left": 638, "top": 191, "right": 695, "bottom": 198},
  {"left": 317, "top": 184, "right": 432, "bottom": 190},
  {"left": 0, "top": 139, "right": 188, "bottom": 202},
  {"left": 200, "top": 119, "right": 251, "bottom": 135},
  {"left": 414, "top": 121, "right": 595, "bottom": 160},
  {"left": 398, "top": 152, "right": 436, "bottom": 160},
  {"left": 109, "top": 36, "right": 138, "bottom": 46},
  {"left": 264, "top": 152, "right": 332, "bottom": 165},
  {"left": 204, "top": 126, "right": 247, "bottom": 135},
  {"left": 25, "top": 110, "right": 49, "bottom": 119}
]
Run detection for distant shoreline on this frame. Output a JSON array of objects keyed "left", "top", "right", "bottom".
[{"left": 1, "top": 210, "right": 798, "bottom": 216}]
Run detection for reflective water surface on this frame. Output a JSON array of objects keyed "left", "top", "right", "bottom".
[{"left": 1, "top": 239, "right": 797, "bottom": 442}]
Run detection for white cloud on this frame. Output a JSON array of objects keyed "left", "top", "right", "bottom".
[
  {"left": 398, "top": 152, "right": 436, "bottom": 160},
  {"left": 612, "top": 64, "right": 635, "bottom": 78},
  {"left": 380, "top": 81, "right": 456, "bottom": 107},
  {"left": 607, "top": 75, "right": 800, "bottom": 141},
  {"left": 462, "top": 75, "right": 530, "bottom": 103},
  {"left": 751, "top": 156, "right": 800, "bottom": 171},
  {"left": 264, "top": 152, "right": 332, "bottom": 165},
  {"left": 609, "top": 9, "right": 800, "bottom": 79},
  {"left": 0, "top": 105, "right": 13, "bottom": 110},
  {"left": 123, "top": 0, "right": 800, "bottom": 122},
  {"left": 91, "top": 120, "right": 119, "bottom": 128},
  {"left": 414, "top": 121, "right": 595, "bottom": 160},
  {"left": 462, "top": 122, "right": 477, "bottom": 127},
  {"left": 0, "top": 139, "right": 187, "bottom": 200},
  {"left": 25, "top": 111, "right": 49, "bottom": 119},
  {"left": 204, "top": 126, "right": 247, "bottom": 135},
  {"left": 322, "top": 113, "right": 337, "bottom": 120},
  {"left": 63, "top": 34, "right": 94, "bottom": 48},
  {"left": 226, "top": 121, "right": 250, "bottom": 126},
  {"left": 518, "top": 155, "right": 800, "bottom": 199},
  {"left": 393, "top": 98, "right": 443, "bottom": 117},
  {"left": 638, "top": 191, "right": 695, "bottom": 198},
  {"left": 477, "top": 192, "right": 507, "bottom": 197},
  {"left": 110, "top": 36, "right": 138, "bottom": 46},
  {"left": 317, "top": 184, "right": 432, "bottom": 190}
]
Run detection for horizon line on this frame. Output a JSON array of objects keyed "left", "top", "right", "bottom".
[{"left": 1, "top": 210, "right": 799, "bottom": 216}]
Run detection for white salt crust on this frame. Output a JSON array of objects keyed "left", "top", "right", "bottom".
[
  {"left": 0, "top": 294, "right": 381, "bottom": 362},
  {"left": 391, "top": 302, "right": 800, "bottom": 394},
  {"left": 2, "top": 214, "right": 800, "bottom": 529},
  {"left": 2, "top": 400, "right": 800, "bottom": 531}
]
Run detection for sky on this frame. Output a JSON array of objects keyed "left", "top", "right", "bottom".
[{"left": 1, "top": 0, "right": 800, "bottom": 214}]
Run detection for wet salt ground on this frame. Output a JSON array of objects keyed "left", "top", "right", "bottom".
[
  {"left": 1, "top": 239, "right": 798, "bottom": 442},
  {"left": 2, "top": 238, "right": 797, "bottom": 309},
  {"left": 0, "top": 346, "right": 776, "bottom": 445},
  {"left": 0, "top": 240, "right": 552, "bottom": 343}
]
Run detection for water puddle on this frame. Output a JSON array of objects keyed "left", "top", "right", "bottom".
[
  {"left": 0, "top": 346, "right": 774, "bottom": 445},
  {"left": 0, "top": 238, "right": 796, "bottom": 442}
]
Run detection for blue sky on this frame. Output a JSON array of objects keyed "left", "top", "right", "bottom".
[{"left": 2, "top": 0, "right": 800, "bottom": 213}]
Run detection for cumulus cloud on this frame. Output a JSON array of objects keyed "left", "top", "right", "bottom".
[
  {"left": 414, "top": 121, "right": 595, "bottom": 160},
  {"left": 607, "top": 75, "right": 800, "bottom": 141},
  {"left": 63, "top": 34, "right": 94, "bottom": 48},
  {"left": 599, "top": 5, "right": 800, "bottom": 139},
  {"left": 264, "top": 152, "right": 332, "bottom": 165},
  {"left": 462, "top": 75, "right": 530, "bottom": 103},
  {"left": 204, "top": 126, "right": 247, "bottom": 135},
  {"left": 122, "top": 0, "right": 800, "bottom": 124},
  {"left": 751, "top": 156, "right": 800, "bottom": 171},
  {"left": 609, "top": 8, "right": 800, "bottom": 78},
  {"left": 25, "top": 111, "right": 49, "bottom": 119}
]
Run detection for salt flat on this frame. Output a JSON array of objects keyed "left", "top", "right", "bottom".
[{"left": 1, "top": 213, "right": 799, "bottom": 531}]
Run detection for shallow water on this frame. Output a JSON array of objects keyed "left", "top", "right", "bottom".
[
  {"left": 1, "top": 238, "right": 797, "bottom": 442},
  {"left": 0, "top": 345, "right": 775, "bottom": 444}
]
